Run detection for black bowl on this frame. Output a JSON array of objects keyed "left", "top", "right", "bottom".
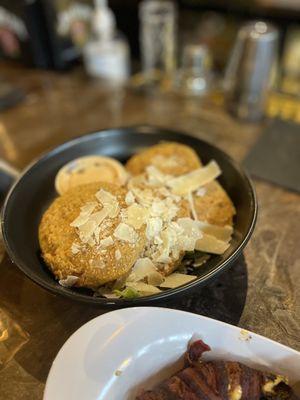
[{"left": 1, "top": 126, "right": 257, "bottom": 306}]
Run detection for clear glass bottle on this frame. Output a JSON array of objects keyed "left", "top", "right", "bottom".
[
  {"left": 83, "top": 0, "right": 130, "bottom": 84},
  {"left": 139, "top": 1, "right": 177, "bottom": 83}
]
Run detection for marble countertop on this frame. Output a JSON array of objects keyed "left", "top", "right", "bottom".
[{"left": 0, "top": 64, "right": 299, "bottom": 399}]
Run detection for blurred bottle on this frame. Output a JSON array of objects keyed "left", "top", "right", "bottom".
[
  {"left": 139, "top": 0, "right": 177, "bottom": 85},
  {"left": 83, "top": 0, "right": 130, "bottom": 83},
  {"left": 224, "top": 21, "right": 279, "bottom": 121},
  {"left": 175, "top": 44, "right": 212, "bottom": 96}
]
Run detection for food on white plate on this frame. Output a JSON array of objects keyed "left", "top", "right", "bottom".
[
  {"left": 136, "top": 339, "right": 296, "bottom": 400},
  {"left": 39, "top": 142, "right": 236, "bottom": 298},
  {"left": 55, "top": 155, "right": 128, "bottom": 195}
]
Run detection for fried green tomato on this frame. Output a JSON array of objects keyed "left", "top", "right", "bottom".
[
  {"left": 193, "top": 181, "right": 236, "bottom": 227},
  {"left": 39, "top": 182, "right": 146, "bottom": 289},
  {"left": 126, "top": 142, "right": 202, "bottom": 176}
]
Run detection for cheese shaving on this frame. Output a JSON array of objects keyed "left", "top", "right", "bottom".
[
  {"left": 99, "top": 236, "right": 114, "bottom": 248},
  {"left": 80, "top": 202, "right": 98, "bottom": 215},
  {"left": 197, "top": 221, "right": 233, "bottom": 242},
  {"left": 159, "top": 273, "right": 197, "bottom": 288},
  {"left": 71, "top": 243, "right": 81, "bottom": 254},
  {"left": 59, "top": 275, "right": 79, "bottom": 287},
  {"left": 195, "top": 233, "right": 230, "bottom": 254},
  {"left": 90, "top": 208, "right": 110, "bottom": 225},
  {"left": 125, "top": 203, "right": 149, "bottom": 229},
  {"left": 113, "top": 223, "right": 138, "bottom": 243},
  {"left": 126, "top": 282, "right": 161, "bottom": 295},
  {"left": 125, "top": 191, "right": 135, "bottom": 206},
  {"left": 146, "top": 217, "right": 163, "bottom": 240},
  {"left": 107, "top": 202, "right": 119, "bottom": 218},
  {"left": 95, "top": 189, "right": 119, "bottom": 217},
  {"left": 167, "top": 161, "right": 221, "bottom": 195},
  {"left": 187, "top": 191, "right": 198, "bottom": 220},
  {"left": 150, "top": 198, "right": 179, "bottom": 222},
  {"left": 78, "top": 219, "right": 97, "bottom": 243},
  {"left": 128, "top": 257, "right": 164, "bottom": 284},
  {"left": 176, "top": 218, "right": 203, "bottom": 252},
  {"left": 196, "top": 188, "right": 206, "bottom": 197},
  {"left": 95, "top": 188, "right": 117, "bottom": 204},
  {"left": 115, "top": 249, "right": 121, "bottom": 260},
  {"left": 70, "top": 202, "right": 97, "bottom": 227},
  {"left": 146, "top": 165, "right": 172, "bottom": 186}
]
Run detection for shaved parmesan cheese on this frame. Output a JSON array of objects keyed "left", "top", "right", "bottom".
[
  {"left": 167, "top": 161, "right": 221, "bottom": 195},
  {"left": 95, "top": 189, "right": 117, "bottom": 204},
  {"left": 176, "top": 218, "right": 203, "bottom": 252},
  {"left": 125, "top": 191, "right": 135, "bottom": 206},
  {"left": 101, "top": 292, "right": 120, "bottom": 299},
  {"left": 99, "top": 236, "right": 114, "bottom": 248},
  {"left": 125, "top": 204, "right": 149, "bottom": 229},
  {"left": 197, "top": 221, "right": 233, "bottom": 242},
  {"left": 177, "top": 218, "right": 202, "bottom": 237},
  {"left": 70, "top": 202, "right": 97, "bottom": 228},
  {"left": 196, "top": 188, "right": 206, "bottom": 197},
  {"left": 90, "top": 208, "right": 110, "bottom": 225},
  {"left": 70, "top": 213, "right": 90, "bottom": 228},
  {"left": 127, "top": 282, "right": 161, "bottom": 295},
  {"left": 115, "top": 249, "right": 121, "bottom": 260},
  {"left": 155, "top": 223, "right": 182, "bottom": 262},
  {"left": 158, "top": 187, "right": 171, "bottom": 197},
  {"left": 87, "top": 237, "right": 96, "bottom": 247},
  {"left": 59, "top": 275, "right": 79, "bottom": 287},
  {"left": 114, "top": 223, "right": 138, "bottom": 243},
  {"left": 107, "top": 202, "right": 119, "bottom": 218},
  {"left": 128, "top": 258, "right": 164, "bottom": 285},
  {"left": 159, "top": 273, "right": 197, "bottom": 288},
  {"left": 130, "top": 186, "right": 155, "bottom": 208},
  {"left": 146, "top": 166, "right": 171, "bottom": 186},
  {"left": 154, "top": 251, "right": 171, "bottom": 264},
  {"left": 95, "top": 189, "right": 119, "bottom": 218},
  {"left": 78, "top": 219, "right": 97, "bottom": 243},
  {"left": 80, "top": 202, "right": 98, "bottom": 215},
  {"left": 93, "top": 226, "right": 101, "bottom": 244},
  {"left": 187, "top": 191, "right": 198, "bottom": 220},
  {"left": 146, "top": 217, "right": 163, "bottom": 240},
  {"left": 195, "top": 233, "right": 230, "bottom": 254},
  {"left": 150, "top": 200, "right": 166, "bottom": 217},
  {"left": 147, "top": 271, "right": 165, "bottom": 286},
  {"left": 150, "top": 199, "right": 179, "bottom": 222},
  {"left": 71, "top": 242, "right": 81, "bottom": 255}
]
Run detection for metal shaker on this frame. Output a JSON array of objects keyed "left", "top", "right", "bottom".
[{"left": 224, "top": 21, "right": 279, "bottom": 121}]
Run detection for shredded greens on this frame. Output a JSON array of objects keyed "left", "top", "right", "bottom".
[{"left": 114, "top": 287, "right": 140, "bottom": 299}]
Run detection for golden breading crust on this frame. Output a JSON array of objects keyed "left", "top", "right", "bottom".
[
  {"left": 39, "top": 182, "right": 146, "bottom": 288},
  {"left": 126, "top": 142, "right": 202, "bottom": 176},
  {"left": 193, "top": 181, "right": 236, "bottom": 227}
]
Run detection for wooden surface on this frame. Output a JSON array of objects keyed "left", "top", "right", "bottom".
[{"left": 0, "top": 64, "right": 299, "bottom": 399}]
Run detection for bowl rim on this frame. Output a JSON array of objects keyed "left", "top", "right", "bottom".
[{"left": 1, "top": 125, "right": 257, "bottom": 306}]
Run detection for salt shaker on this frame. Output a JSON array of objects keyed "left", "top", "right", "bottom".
[{"left": 224, "top": 21, "right": 279, "bottom": 121}]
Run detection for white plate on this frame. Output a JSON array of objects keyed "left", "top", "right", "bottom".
[{"left": 44, "top": 307, "right": 300, "bottom": 400}]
